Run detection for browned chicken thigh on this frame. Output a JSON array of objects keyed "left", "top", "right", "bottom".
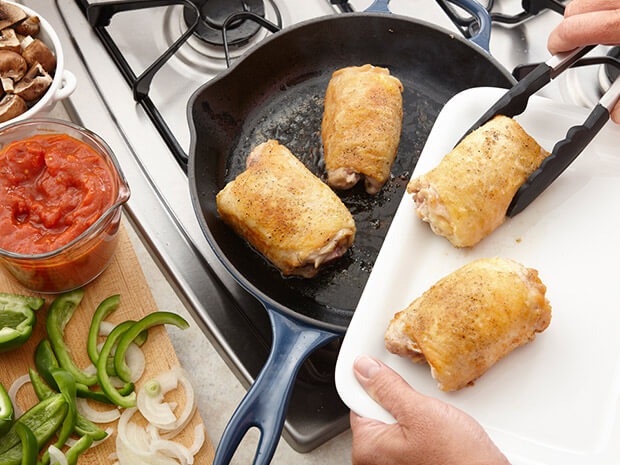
[
  {"left": 407, "top": 116, "right": 549, "bottom": 247},
  {"left": 385, "top": 257, "right": 551, "bottom": 391},
  {"left": 322, "top": 64, "right": 404, "bottom": 194},
  {"left": 216, "top": 140, "right": 356, "bottom": 278}
]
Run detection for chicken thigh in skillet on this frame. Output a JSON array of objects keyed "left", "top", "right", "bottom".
[
  {"left": 322, "top": 64, "right": 404, "bottom": 194},
  {"left": 216, "top": 140, "right": 356, "bottom": 278}
]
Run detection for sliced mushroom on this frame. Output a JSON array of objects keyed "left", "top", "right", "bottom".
[
  {"left": 0, "top": 2, "right": 26, "bottom": 30},
  {"left": 15, "top": 16, "right": 39, "bottom": 36},
  {"left": 0, "top": 50, "right": 26, "bottom": 93},
  {"left": 0, "top": 28, "right": 20, "bottom": 53},
  {"left": 14, "top": 62, "right": 51, "bottom": 101},
  {"left": 21, "top": 38, "right": 55, "bottom": 74},
  {"left": 0, "top": 93, "right": 26, "bottom": 122}
]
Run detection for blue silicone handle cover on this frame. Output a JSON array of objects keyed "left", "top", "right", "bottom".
[
  {"left": 365, "top": 0, "right": 491, "bottom": 53},
  {"left": 365, "top": 0, "right": 391, "bottom": 13},
  {"left": 212, "top": 307, "right": 340, "bottom": 465},
  {"left": 445, "top": 0, "right": 492, "bottom": 52}
]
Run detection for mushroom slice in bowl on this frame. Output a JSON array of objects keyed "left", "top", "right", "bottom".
[
  {"left": 0, "top": 29, "right": 20, "bottom": 54},
  {"left": 14, "top": 63, "right": 52, "bottom": 101},
  {"left": 0, "top": 2, "right": 26, "bottom": 30},
  {"left": 21, "top": 37, "right": 56, "bottom": 73},
  {"left": 0, "top": 93, "right": 26, "bottom": 122},
  {"left": 0, "top": 50, "right": 26, "bottom": 93}
]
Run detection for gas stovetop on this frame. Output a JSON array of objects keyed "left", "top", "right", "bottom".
[{"left": 23, "top": 0, "right": 613, "bottom": 452}]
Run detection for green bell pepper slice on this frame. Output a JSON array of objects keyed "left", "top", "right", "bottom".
[
  {"left": 28, "top": 369, "right": 107, "bottom": 442},
  {"left": 114, "top": 312, "right": 189, "bottom": 383},
  {"left": 64, "top": 434, "right": 92, "bottom": 465},
  {"left": 45, "top": 289, "right": 98, "bottom": 386},
  {"left": 34, "top": 339, "right": 134, "bottom": 406},
  {"left": 0, "top": 382, "right": 13, "bottom": 437},
  {"left": 37, "top": 370, "right": 77, "bottom": 465},
  {"left": 0, "top": 394, "right": 67, "bottom": 465},
  {"left": 87, "top": 295, "right": 119, "bottom": 366},
  {"left": 97, "top": 321, "right": 137, "bottom": 408},
  {"left": 14, "top": 424, "right": 36, "bottom": 465},
  {"left": 87, "top": 295, "right": 148, "bottom": 377},
  {"left": 0, "top": 293, "right": 44, "bottom": 354}
]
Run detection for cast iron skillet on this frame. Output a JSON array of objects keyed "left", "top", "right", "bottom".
[{"left": 188, "top": 1, "right": 514, "bottom": 463}]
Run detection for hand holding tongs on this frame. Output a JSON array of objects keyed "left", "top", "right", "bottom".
[{"left": 461, "top": 46, "right": 620, "bottom": 217}]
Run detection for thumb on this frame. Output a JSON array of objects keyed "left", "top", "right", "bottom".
[
  {"left": 350, "top": 410, "right": 386, "bottom": 432},
  {"left": 353, "top": 356, "right": 424, "bottom": 422}
]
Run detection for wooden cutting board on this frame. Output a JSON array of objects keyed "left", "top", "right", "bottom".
[{"left": 0, "top": 222, "right": 215, "bottom": 464}]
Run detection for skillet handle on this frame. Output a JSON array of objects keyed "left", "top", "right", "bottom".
[
  {"left": 444, "top": 0, "right": 492, "bottom": 53},
  {"left": 213, "top": 308, "right": 340, "bottom": 465},
  {"left": 365, "top": 0, "right": 391, "bottom": 13}
]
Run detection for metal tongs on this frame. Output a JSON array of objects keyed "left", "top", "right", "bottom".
[{"left": 461, "top": 46, "right": 620, "bottom": 217}]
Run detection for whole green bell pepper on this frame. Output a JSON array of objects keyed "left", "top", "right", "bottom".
[{"left": 0, "top": 293, "right": 44, "bottom": 353}]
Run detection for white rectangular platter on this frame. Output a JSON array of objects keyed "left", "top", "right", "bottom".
[{"left": 335, "top": 87, "right": 620, "bottom": 465}]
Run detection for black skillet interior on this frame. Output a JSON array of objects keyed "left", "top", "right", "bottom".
[{"left": 188, "top": 14, "right": 514, "bottom": 332}]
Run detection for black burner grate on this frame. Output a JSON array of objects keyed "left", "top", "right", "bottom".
[
  {"left": 605, "top": 47, "right": 620, "bottom": 84},
  {"left": 436, "top": 0, "right": 565, "bottom": 39},
  {"left": 183, "top": 0, "right": 266, "bottom": 47},
  {"left": 84, "top": 0, "right": 283, "bottom": 169}
]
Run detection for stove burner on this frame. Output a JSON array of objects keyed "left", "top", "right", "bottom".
[
  {"left": 183, "top": 0, "right": 266, "bottom": 47},
  {"left": 605, "top": 47, "right": 620, "bottom": 84}
]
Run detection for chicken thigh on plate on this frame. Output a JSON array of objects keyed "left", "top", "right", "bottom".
[
  {"left": 385, "top": 257, "right": 551, "bottom": 392},
  {"left": 407, "top": 116, "right": 549, "bottom": 247}
]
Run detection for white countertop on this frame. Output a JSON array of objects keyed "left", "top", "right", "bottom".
[{"left": 47, "top": 104, "right": 353, "bottom": 464}]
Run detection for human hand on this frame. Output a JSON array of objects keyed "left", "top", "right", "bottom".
[
  {"left": 349, "top": 356, "right": 510, "bottom": 465},
  {"left": 547, "top": 0, "right": 620, "bottom": 122}
]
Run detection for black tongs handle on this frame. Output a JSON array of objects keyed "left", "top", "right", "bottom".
[
  {"left": 507, "top": 76, "right": 620, "bottom": 217},
  {"left": 460, "top": 46, "right": 595, "bottom": 142}
]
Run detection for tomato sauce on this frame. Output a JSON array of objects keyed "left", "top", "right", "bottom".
[{"left": 0, "top": 134, "right": 115, "bottom": 255}]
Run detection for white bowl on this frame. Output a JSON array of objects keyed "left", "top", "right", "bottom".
[{"left": 0, "top": 1, "right": 76, "bottom": 127}]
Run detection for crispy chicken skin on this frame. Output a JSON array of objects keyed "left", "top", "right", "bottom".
[
  {"left": 322, "top": 64, "right": 404, "bottom": 194},
  {"left": 216, "top": 140, "right": 356, "bottom": 278},
  {"left": 385, "top": 257, "right": 551, "bottom": 392},
  {"left": 407, "top": 115, "right": 549, "bottom": 247}
]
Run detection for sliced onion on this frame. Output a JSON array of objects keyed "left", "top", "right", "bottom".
[
  {"left": 125, "top": 342, "right": 145, "bottom": 382},
  {"left": 48, "top": 445, "right": 68, "bottom": 465},
  {"left": 150, "top": 439, "right": 192, "bottom": 465},
  {"left": 146, "top": 423, "right": 161, "bottom": 443},
  {"left": 137, "top": 366, "right": 196, "bottom": 438},
  {"left": 137, "top": 382, "right": 176, "bottom": 428},
  {"left": 188, "top": 424, "right": 205, "bottom": 457},
  {"left": 83, "top": 364, "right": 97, "bottom": 377},
  {"left": 65, "top": 427, "right": 113, "bottom": 448},
  {"left": 99, "top": 321, "right": 116, "bottom": 336},
  {"left": 8, "top": 374, "right": 30, "bottom": 418},
  {"left": 116, "top": 408, "right": 178, "bottom": 465},
  {"left": 76, "top": 397, "right": 120, "bottom": 423}
]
